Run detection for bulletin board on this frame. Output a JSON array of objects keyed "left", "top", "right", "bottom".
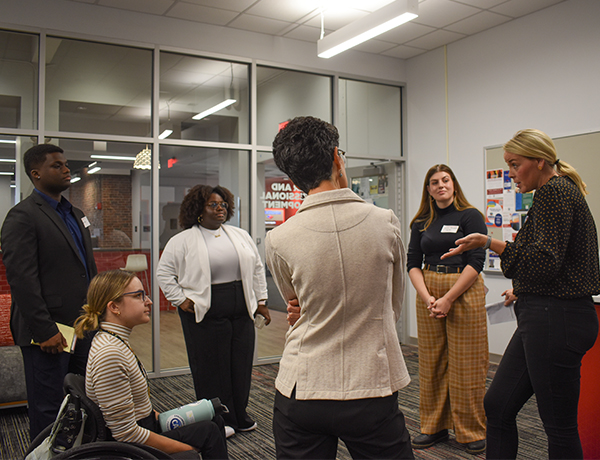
[{"left": 484, "top": 130, "right": 600, "bottom": 273}]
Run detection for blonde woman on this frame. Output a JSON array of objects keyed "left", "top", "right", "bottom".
[
  {"left": 407, "top": 164, "right": 488, "bottom": 454},
  {"left": 443, "top": 129, "right": 600, "bottom": 459},
  {"left": 74, "top": 270, "right": 228, "bottom": 459}
]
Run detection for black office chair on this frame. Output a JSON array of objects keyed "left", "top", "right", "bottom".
[{"left": 24, "top": 373, "right": 178, "bottom": 460}]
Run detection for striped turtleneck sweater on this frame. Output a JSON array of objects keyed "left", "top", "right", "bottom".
[{"left": 85, "top": 321, "right": 153, "bottom": 444}]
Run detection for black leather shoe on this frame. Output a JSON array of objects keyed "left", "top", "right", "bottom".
[
  {"left": 411, "top": 429, "right": 449, "bottom": 449},
  {"left": 463, "top": 439, "right": 486, "bottom": 454}
]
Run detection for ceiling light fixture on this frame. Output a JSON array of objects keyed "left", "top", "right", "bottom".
[
  {"left": 91, "top": 154, "right": 136, "bottom": 161},
  {"left": 158, "top": 125, "right": 173, "bottom": 139},
  {"left": 87, "top": 162, "right": 101, "bottom": 174},
  {"left": 318, "top": 0, "right": 418, "bottom": 59},
  {"left": 133, "top": 145, "right": 152, "bottom": 170},
  {"left": 192, "top": 98, "right": 236, "bottom": 121},
  {"left": 160, "top": 103, "right": 174, "bottom": 138},
  {"left": 70, "top": 175, "right": 81, "bottom": 183},
  {"left": 193, "top": 63, "right": 237, "bottom": 121},
  {"left": 0, "top": 158, "right": 16, "bottom": 163},
  {"left": 0, "top": 140, "right": 17, "bottom": 144}
]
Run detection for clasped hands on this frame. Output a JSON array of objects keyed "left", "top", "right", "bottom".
[{"left": 427, "top": 295, "right": 450, "bottom": 319}]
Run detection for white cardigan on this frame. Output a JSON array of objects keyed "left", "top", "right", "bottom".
[{"left": 156, "top": 224, "right": 268, "bottom": 323}]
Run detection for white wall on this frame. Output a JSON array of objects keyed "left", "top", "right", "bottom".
[
  {"left": 405, "top": 0, "right": 600, "bottom": 354},
  {"left": 0, "top": 0, "right": 406, "bottom": 84}
]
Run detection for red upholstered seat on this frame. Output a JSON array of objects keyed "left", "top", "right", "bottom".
[{"left": 0, "top": 294, "right": 14, "bottom": 346}]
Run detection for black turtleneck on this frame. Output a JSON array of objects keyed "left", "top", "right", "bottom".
[{"left": 407, "top": 203, "right": 487, "bottom": 272}]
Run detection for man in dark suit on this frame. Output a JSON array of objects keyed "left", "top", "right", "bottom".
[{"left": 1, "top": 144, "right": 98, "bottom": 439}]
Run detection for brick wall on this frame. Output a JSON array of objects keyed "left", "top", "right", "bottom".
[{"left": 0, "top": 250, "right": 174, "bottom": 319}]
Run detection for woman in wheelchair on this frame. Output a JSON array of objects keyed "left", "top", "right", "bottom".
[{"left": 74, "top": 270, "right": 228, "bottom": 459}]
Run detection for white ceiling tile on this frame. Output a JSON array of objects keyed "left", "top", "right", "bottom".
[
  {"left": 62, "top": 0, "right": 570, "bottom": 60},
  {"left": 98, "top": 0, "right": 174, "bottom": 15},
  {"left": 180, "top": 0, "right": 256, "bottom": 12},
  {"left": 413, "top": 0, "right": 482, "bottom": 28},
  {"left": 352, "top": 39, "right": 397, "bottom": 54},
  {"left": 377, "top": 22, "right": 436, "bottom": 45},
  {"left": 304, "top": 7, "right": 368, "bottom": 30},
  {"left": 245, "top": 0, "right": 320, "bottom": 23},
  {"left": 445, "top": 10, "right": 511, "bottom": 35},
  {"left": 339, "top": 0, "right": 396, "bottom": 13},
  {"left": 166, "top": 3, "right": 239, "bottom": 25},
  {"left": 491, "top": 0, "right": 565, "bottom": 18},
  {"left": 381, "top": 44, "right": 428, "bottom": 59},
  {"left": 228, "top": 14, "right": 292, "bottom": 35},
  {"left": 405, "top": 29, "right": 466, "bottom": 50},
  {"left": 283, "top": 24, "right": 322, "bottom": 43},
  {"left": 451, "top": 0, "right": 508, "bottom": 9}
]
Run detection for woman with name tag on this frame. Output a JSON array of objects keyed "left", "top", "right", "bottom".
[
  {"left": 442, "top": 129, "right": 599, "bottom": 459},
  {"left": 407, "top": 164, "right": 488, "bottom": 455}
]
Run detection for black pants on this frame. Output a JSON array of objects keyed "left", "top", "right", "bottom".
[
  {"left": 138, "top": 412, "right": 228, "bottom": 459},
  {"left": 21, "top": 332, "right": 93, "bottom": 439},
  {"left": 485, "top": 295, "right": 598, "bottom": 459},
  {"left": 178, "top": 281, "right": 255, "bottom": 430},
  {"left": 273, "top": 390, "right": 414, "bottom": 460}
]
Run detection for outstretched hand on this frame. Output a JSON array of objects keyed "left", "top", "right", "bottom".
[{"left": 441, "top": 233, "right": 486, "bottom": 260}]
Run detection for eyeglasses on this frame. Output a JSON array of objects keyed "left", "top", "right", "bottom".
[
  {"left": 122, "top": 290, "right": 148, "bottom": 302},
  {"left": 206, "top": 201, "right": 228, "bottom": 210},
  {"left": 338, "top": 148, "right": 346, "bottom": 165}
]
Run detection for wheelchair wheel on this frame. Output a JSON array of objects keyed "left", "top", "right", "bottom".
[{"left": 52, "top": 441, "right": 171, "bottom": 459}]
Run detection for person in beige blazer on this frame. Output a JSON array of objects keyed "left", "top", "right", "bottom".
[{"left": 266, "top": 116, "right": 414, "bottom": 460}]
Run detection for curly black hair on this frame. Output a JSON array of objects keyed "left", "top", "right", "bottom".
[
  {"left": 178, "top": 184, "right": 235, "bottom": 229},
  {"left": 272, "top": 116, "right": 339, "bottom": 194},
  {"left": 23, "top": 143, "right": 64, "bottom": 181}
]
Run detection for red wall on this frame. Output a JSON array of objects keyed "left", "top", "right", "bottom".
[{"left": 0, "top": 250, "right": 175, "bottom": 346}]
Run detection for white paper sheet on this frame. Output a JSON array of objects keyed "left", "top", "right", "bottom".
[{"left": 486, "top": 300, "right": 516, "bottom": 325}]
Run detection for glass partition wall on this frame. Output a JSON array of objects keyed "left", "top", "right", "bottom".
[{"left": 0, "top": 28, "right": 404, "bottom": 376}]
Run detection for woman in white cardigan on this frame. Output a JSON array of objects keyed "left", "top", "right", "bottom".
[{"left": 157, "top": 185, "right": 269, "bottom": 434}]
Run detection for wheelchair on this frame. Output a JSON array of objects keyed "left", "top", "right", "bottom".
[{"left": 24, "top": 373, "right": 196, "bottom": 459}]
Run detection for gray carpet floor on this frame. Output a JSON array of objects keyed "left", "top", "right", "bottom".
[{"left": 0, "top": 345, "right": 546, "bottom": 459}]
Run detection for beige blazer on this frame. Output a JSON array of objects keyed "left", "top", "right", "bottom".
[{"left": 266, "top": 188, "right": 410, "bottom": 400}]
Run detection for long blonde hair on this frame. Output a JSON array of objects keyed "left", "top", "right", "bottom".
[
  {"left": 503, "top": 128, "right": 587, "bottom": 196},
  {"left": 410, "top": 164, "right": 482, "bottom": 231},
  {"left": 73, "top": 270, "right": 137, "bottom": 339}
]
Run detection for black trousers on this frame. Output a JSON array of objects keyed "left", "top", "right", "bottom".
[
  {"left": 21, "top": 332, "right": 93, "bottom": 439},
  {"left": 139, "top": 412, "right": 228, "bottom": 459},
  {"left": 485, "top": 295, "right": 598, "bottom": 459},
  {"left": 178, "top": 280, "right": 255, "bottom": 430},
  {"left": 273, "top": 390, "right": 414, "bottom": 460}
]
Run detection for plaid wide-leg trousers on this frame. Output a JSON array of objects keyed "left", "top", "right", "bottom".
[{"left": 415, "top": 271, "right": 488, "bottom": 444}]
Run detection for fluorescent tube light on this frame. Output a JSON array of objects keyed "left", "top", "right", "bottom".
[
  {"left": 0, "top": 159, "right": 16, "bottom": 163},
  {"left": 0, "top": 172, "right": 14, "bottom": 175},
  {"left": 192, "top": 99, "right": 236, "bottom": 120},
  {"left": 70, "top": 176, "right": 81, "bottom": 183},
  {"left": 91, "top": 155, "right": 136, "bottom": 161},
  {"left": 159, "top": 129, "right": 173, "bottom": 139},
  {"left": 0, "top": 140, "right": 17, "bottom": 144},
  {"left": 87, "top": 166, "right": 101, "bottom": 174},
  {"left": 318, "top": 0, "right": 418, "bottom": 59}
]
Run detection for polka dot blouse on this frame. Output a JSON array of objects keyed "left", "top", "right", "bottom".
[{"left": 501, "top": 175, "right": 600, "bottom": 299}]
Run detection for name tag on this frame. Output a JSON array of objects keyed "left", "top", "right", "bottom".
[
  {"left": 441, "top": 225, "right": 459, "bottom": 233},
  {"left": 81, "top": 216, "right": 91, "bottom": 228}
]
